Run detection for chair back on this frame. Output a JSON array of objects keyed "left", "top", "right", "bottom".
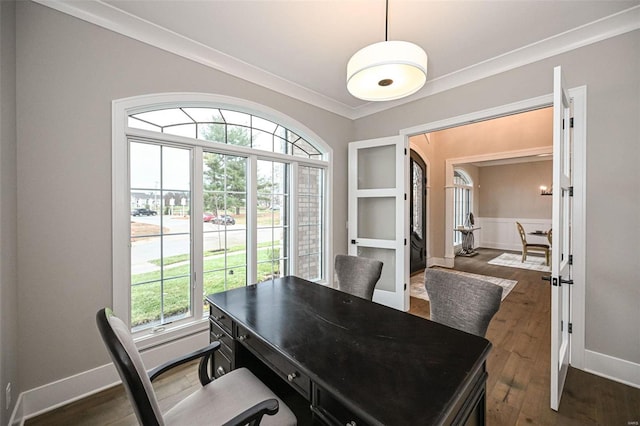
[
  {"left": 96, "top": 308, "right": 164, "bottom": 426},
  {"left": 334, "top": 254, "right": 383, "bottom": 300},
  {"left": 424, "top": 269, "right": 502, "bottom": 337},
  {"left": 516, "top": 222, "right": 527, "bottom": 245}
]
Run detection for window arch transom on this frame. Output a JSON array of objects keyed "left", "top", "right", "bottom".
[{"left": 128, "top": 107, "right": 324, "bottom": 159}]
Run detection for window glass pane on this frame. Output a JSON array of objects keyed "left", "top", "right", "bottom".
[
  {"left": 199, "top": 123, "right": 226, "bottom": 143},
  {"left": 227, "top": 125, "right": 251, "bottom": 147},
  {"left": 182, "top": 107, "right": 224, "bottom": 123},
  {"left": 131, "top": 281, "right": 161, "bottom": 331},
  {"left": 252, "top": 129, "right": 273, "bottom": 152},
  {"left": 202, "top": 152, "right": 248, "bottom": 312},
  {"left": 257, "top": 160, "right": 289, "bottom": 282},
  {"left": 132, "top": 108, "right": 192, "bottom": 127},
  {"left": 164, "top": 124, "right": 196, "bottom": 139},
  {"left": 412, "top": 162, "right": 423, "bottom": 237},
  {"left": 130, "top": 141, "right": 192, "bottom": 332},
  {"left": 252, "top": 116, "right": 278, "bottom": 133},
  {"left": 128, "top": 116, "right": 160, "bottom": 132},
  {"left": 130, "top": 143, "right": 160, "bottom": 189},
  {"left": 163, "top": 146, "right": 190, "bottom": 191},
  {"left": 220, "top": 110, "right": 251, "bottom": 126}
]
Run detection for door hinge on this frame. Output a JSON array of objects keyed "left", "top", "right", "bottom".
[
  {"left": 568, "top": 323, "right": 573, "bottom": 334},
  {"left": 404, "top": 283, "right": 407, "bottom": 290},
  {"left": 563, "top": 118, "right": 575, "bottom": 129},
  {"left": 404, "top": 238, "right": 407, "bottom": 246},
  {"left": 561, "top": 320, "right": 563, "bottom": 331},
  {"left": 569, "top": 186, "right": 574, "bottom": 197},
  {"left": 404, "top": 193, "right": 407, "bottom": 200},
  {"left": 404, "top": 148, "right": 407, "bottom": 155},
  {"left": 569, "top": 254, "right": 573, "bottom": 265}
]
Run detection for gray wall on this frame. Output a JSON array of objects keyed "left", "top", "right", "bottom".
[
  {"left": 356, "top": 30, "right": 640, "bottom": 364},
  {"left": 479, "top": 161, "right": 553, "bottom": 219},
  {"left": 1, "top": 1, "right": 18, "bottom": 422},
  {"left": 15, "top": 1, "right": 352, "bottom": 391},
  {"left": 10, "top": 0, "right": 640, "bottom": 400}
]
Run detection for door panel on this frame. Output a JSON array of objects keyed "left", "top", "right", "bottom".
[
  {"left": 550, "top": 65, "right": 572, "bottom": 411},
  {"left": 348, "top": 136, "right": 409, "bottom": 311}
]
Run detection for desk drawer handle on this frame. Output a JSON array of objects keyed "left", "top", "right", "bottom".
[
  {"left": 212, "top": 315, "right": 225, "bottom": 321},
  {"left": 216, "top": 366, "right": 227, "bottom": 376},
  {"left": 238, "top": 334, "right": 249, "bottom": 342},
  {"left": 346, "top": 421, "right": 357, "bottom": 426},
  {"left": 212, "top": 333, "right": 224, "bottom": 340},
  {"left": 287, "top": 372, "right": 298, "bottom": 382}
]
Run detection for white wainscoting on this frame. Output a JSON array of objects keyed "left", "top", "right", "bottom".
[{"left": 476, "top": 217, "right": 551, "bottom": 252}]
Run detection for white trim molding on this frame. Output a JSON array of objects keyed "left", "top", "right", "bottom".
[
  {"left": 33, "top": 1, "right": 640, "bottom": 120},
  {"left": 584, "top": 350, "right": 640, "bottom": 390},
  {"left": 10, "top": 331, "right": 208, "bottom": 425}
]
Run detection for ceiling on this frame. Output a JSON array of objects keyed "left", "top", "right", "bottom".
[{"left": 39, "top": 1, "right": 640, "bottom": 119}]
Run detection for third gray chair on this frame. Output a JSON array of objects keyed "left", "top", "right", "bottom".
[
  {"left": 424, "top": 268, "right": 502, "bottom": 337},
  {"left": 334, "top": 254, "right": 383, "bottom": 301}
]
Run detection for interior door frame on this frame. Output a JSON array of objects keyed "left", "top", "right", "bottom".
[{"left": 400, "top": 89, "right": 587, "bottom": 370}]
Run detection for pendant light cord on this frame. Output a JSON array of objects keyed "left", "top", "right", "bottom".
[{"left": 385, "top": 0, "right": 389, "bottom": 41}]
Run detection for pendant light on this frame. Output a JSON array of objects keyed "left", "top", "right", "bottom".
[{"left": 347, "top": 0, "right": 428, "bottom": 102}]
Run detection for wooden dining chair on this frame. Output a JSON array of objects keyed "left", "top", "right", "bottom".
[{"left": 516, "top": 222, "right": 550, "bottom": 266}]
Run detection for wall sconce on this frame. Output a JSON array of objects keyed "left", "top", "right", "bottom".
[{"left": 540, "top": 185, "right": 553, "bottom": 196}]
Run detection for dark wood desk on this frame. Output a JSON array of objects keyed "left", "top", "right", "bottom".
[{"left": 206, "top": 276, "right": 491, "bottom": 425}]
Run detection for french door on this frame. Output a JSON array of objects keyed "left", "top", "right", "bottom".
[
  {"left": 348, "top": 136, "right": 409, "bottom": 311},
  {"left": 550, "top": 65, "right": 573, "bottom": 410}
]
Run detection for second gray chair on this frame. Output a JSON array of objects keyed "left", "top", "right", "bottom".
[
  {"left": 334, "top": 254, "right": 383, "bottom": 300},
  {"left": 424, "top": 268, "right": 502, "bottom": 337}
]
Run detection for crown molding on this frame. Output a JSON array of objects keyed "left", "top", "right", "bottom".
[{"left": 34, "top": 1, "right": 640, "bottom": 121}]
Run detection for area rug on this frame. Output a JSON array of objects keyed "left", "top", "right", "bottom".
[
  {"left": 488, "top": 252, "right": 550, "bottom": 272},
  {"left": 410, "top": 269, "right": 517, "bottom": 302}
]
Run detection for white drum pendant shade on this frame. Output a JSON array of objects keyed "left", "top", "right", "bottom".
[{"left": 347, "top": 40, "right": 428, "bottom": 101}]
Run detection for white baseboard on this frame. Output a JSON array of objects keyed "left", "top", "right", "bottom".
[
  {"left": 12, "top": 330, "right": 208, "bottom": 423},
  {"left": 427, "top": 256, "right": 454, "bottom": 268},
  {"left": 583, "top": 349, "right": 640, "bottom": 389},
  {"left": 9, "top": 392, "right": 24, "bottom": 426}
]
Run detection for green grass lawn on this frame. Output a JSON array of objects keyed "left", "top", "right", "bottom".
[{"left": 131, "top": 245, "right": 281, "bottom": 328}]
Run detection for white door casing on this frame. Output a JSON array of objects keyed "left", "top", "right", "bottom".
[
  {"left": 348, "top": 136, "right": 410, "bottom": 311},
  {"left": 550, "top": 65, "right": 573, "bottom": 411}
]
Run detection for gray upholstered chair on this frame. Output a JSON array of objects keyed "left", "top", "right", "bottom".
[
  {"left": 424, "top": 269, "right": 502, "bottom": 337},
  {"left": 96, "top": 308, "right": 296, "bottom": 426},
  {"left": 334, "top": 254, "right": 383, "bottom": 300}
]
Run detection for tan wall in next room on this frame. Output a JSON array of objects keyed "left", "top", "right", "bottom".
[{"left": 479, "top": 160, "right": 552, "bottom": 219}]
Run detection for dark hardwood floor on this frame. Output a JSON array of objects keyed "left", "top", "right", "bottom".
[{"left": 27, "top": 248, "right": 640, "bottom": 425}]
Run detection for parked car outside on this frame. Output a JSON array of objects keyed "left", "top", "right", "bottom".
[
  {"left": 132, "top": 208, "right": 157, "bottom": 216},
  {"left": 203, "top": 212, "right": 215, "bottom": 222},
  {"left": 212, "top": 214, "right": 236, "bottom": 225}
]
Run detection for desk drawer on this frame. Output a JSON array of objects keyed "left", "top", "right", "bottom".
[
  {"left": 209, "top": 319, "right": 233, "bottom": 359},
  {"left": 236, "top": 325, "right": 310, "bottom": 399},
  {"left": 213, "top": 350, "right": 232, "bottom": 378},
  {"left": 209, "top": 305, "right": 233, "bottom": 334}
]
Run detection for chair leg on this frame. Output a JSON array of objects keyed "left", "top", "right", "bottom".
[
  {"left": 545, "top": 250, "right": 550, "bottom": 266},
  {"left": 521, "top": 249, "right": 526, "bottom": 263}
]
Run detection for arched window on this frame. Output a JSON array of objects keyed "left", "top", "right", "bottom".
[
  {"left": 113, "top": 94, "right": 331, "bottom": 341},
  {"left": 453, "top": 169, "right": 473, "bottom": 245}
]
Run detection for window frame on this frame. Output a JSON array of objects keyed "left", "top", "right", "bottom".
[
  {"left": 113, "top": 94, "right": 333, "bottom": 348},
  {"left": 452, "top": 169, "right": 473, "bottom": 245}
]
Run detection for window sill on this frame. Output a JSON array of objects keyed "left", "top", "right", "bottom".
[{"left": 134, "top": 317, "right": 209, "bottom": 351}]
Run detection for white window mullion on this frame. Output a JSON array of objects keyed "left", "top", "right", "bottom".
[
  {"left": 289, "top": 162, "right": 299, "bottom": 276},
  {"left": 192, "top": 146, "right": 204, "bottom": 318},
  {"left": 247, "top": 155, "right": 258, "bottom": 284}
]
